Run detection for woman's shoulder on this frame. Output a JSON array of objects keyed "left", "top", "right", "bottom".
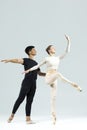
[{"left": 44, "top": 56, "right": 50, "bottom": 60}]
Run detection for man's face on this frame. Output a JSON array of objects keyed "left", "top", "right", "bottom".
[{"left": 29, "top": 48, "right": 37, "bottom": 56}]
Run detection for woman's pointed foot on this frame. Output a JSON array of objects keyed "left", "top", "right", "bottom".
[
  {"left": 72, "top": 83, "right": 82, "bottom": 92},
  {"left": 52, "top": 112, "right": 56, "bottom": 125},
  {"left": 77, "top": 86, "right": 82, "bottom": 92}
]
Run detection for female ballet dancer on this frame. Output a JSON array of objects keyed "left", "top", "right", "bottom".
[{"left": 23, "top": 35, "right": 82, "bottom": 124}]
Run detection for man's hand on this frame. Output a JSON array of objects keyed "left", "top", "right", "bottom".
[{"left": 0, "top": 59, "right": 10, "bottom": 63}]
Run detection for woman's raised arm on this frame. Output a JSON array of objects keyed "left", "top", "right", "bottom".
[{"left": 59, "top": 35, "right": 71, "bottom": 59}]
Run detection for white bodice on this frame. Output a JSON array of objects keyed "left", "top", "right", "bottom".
[{"left": 45, "top": 56, "right": 60, "bottom": 71}]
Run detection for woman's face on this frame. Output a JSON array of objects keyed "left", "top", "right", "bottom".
[{"left": 49, "top": 46, "right": 56, "bottom": 54}]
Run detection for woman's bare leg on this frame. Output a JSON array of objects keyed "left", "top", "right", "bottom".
[{"left": 50, "top": 80, "right": 57, "bottom": 124}]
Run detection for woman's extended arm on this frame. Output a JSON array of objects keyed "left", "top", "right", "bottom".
[
  {"left": 59, "top": 35, "right": 71, "bottom": 59},
  {"left": 22, "top": 60, "right": 46, "bottom": 74}
]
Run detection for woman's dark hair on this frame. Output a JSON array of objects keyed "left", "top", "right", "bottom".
[
  {"left": 25, "top": 46, "right": 35, "bottom": 55},
  {"left": 46, "top": 45, "right": 53, "bottom": 54}
]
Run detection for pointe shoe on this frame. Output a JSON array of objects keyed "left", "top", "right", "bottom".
[
  {"left": 53, "top": 117, "right": 56, "bottom": 125},
  {"left": 72, "top": 83, "right": 82, "bottom": 92},
  {"left": 77, "top": 86, "right": 82, "bottom": 92},
  {"left": 52, "top": 113, "right": 56, "bottom": 125}
]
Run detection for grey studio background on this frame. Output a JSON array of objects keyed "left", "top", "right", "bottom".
[{"left": 0, "top": 0, "right": 87, "bottom": 119}]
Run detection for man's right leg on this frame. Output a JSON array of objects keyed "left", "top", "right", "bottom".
[{"left": 8, "top": 85, "right": 26, "bottom": 123}]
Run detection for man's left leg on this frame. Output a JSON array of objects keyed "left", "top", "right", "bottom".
[{"left": 25, "top": 80, "right": 36, "bottom": 124}]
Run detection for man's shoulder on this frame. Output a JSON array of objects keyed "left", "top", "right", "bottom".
[{"left": 23, "top": 58, "right": 38, "bottom": 63}]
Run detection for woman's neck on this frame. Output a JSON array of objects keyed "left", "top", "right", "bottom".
[{"left": 49, "top": 53, "right": 55, "bottom": 56}]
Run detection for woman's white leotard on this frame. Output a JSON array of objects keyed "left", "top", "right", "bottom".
[
  {"left": 44, "top": 56, "right": 60, "bottom": 71},
  {"left": 29, "top": 41, "right": 70, "bottom": 72}
]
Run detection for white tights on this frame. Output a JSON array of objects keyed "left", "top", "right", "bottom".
[
  {"left": 45, "top": 71, "right": 81, "bottom": 124},
  {"left": 45, "top": 72, "right": 74, "bottom": 85},
  {"left": 50, "top": 80, "right": 57, "bottom": 124}
]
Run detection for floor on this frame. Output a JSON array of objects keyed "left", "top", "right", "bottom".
[{"left": 0, "top": 116, "right": 87, "bottom": 130}]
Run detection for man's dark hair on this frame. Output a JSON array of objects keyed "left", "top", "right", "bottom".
[{"left": 25, "top": 46, "right": 35, "bottom": 55}]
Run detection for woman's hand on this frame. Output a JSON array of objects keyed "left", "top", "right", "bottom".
[
  {"left": 22, "top": 69, "right": 30, "bottom": 74},
  {"left": 65, "top": 34, "right": 70, "bottom": 43}
]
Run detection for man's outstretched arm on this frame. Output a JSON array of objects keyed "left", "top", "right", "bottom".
[{"left": 1, "top": 58, "right": 24, "bottom": 64}]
